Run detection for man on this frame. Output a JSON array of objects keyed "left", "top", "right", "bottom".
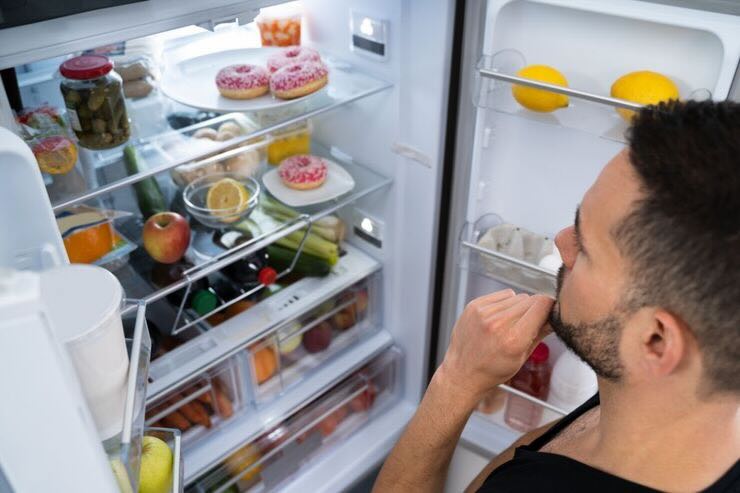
[{"left": 374, "top": 101, "right": 739, "bottom": 492}]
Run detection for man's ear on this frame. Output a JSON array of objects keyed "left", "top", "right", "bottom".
[{"left": 640, "top": 309, "right": 692, "bottom": 377}]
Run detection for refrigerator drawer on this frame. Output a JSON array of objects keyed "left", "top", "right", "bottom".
[
  {"left": 246, "top": 274, "right": 379, "bottom": 404},
  {"left": 146, "top": 354, "right": 246, "bottom": 451},
  {"left": 188, "top": 347, "right": 402, "bottom": 493}
]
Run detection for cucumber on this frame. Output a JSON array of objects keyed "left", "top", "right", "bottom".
[
  {"left": 267, "top": 244, "right": 331, "bottom": 277},
  {"left": 123, "top": 145, "right": 166, "bottom": 219}
]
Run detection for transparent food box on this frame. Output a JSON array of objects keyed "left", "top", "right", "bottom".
[
  {"left": 247, "top": 275, "right": 378, "bottom": 404},
  {"left": 145, "top": 355, "right": 247, "bottom": 451},
  {"left": 189, "top": 347, "right": 402, "bottom": 493}
]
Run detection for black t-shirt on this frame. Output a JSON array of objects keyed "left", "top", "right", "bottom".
[{"left": 478, "top": 394, "right": 740, "bottom": 492}]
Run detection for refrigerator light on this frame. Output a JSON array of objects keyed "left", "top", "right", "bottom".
[{"left": 350, "top": 11, "right": 388, "bottom": 61}]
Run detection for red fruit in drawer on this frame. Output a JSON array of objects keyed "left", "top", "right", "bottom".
[
  {"left": 302, "top": 321, "right": 333, "bottom": 353},
  {"left": 349, "top": 383, "right": 377, "bottom": 413},
  {"left": 317, "top": 406, "right": 349, "bottom": 437}
]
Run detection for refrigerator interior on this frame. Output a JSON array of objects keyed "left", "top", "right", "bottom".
[
  {"left": 438, "top": 0, "right": 740, "bottom": 458},
  {"left": 0, "top": 0, "right": 454, "bottom": 491}
]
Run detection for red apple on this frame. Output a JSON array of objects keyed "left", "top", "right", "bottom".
[
  {"left": 302, "top": 322, "right": 333, "bottom": 353},
  {"left": 142, "top": 212, "right": 191, "bottom": 264}
]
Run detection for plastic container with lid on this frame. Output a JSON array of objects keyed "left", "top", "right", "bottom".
[
  {"left": 549, "top": 350, "right": 598, "bottom": 413},
  {"left": 504, "top": 342, "right": 551, "bottom": 432},
  {"left": 39, "top": 264, "right": 128, "bottom": 440},
  {"left": 267, "top": 120, "right": 312, "bottom": 165},
  {"left": 59, "top": 55, "right": 130, "bottom": 149},
  {"left": 255, "top": 1, "right": 302, "bottom": 47}
]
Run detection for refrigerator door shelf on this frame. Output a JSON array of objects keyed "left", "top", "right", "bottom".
[
  {"left": 108, "top": 302, "right": 153, "bottom": 493},
  {"left": 143, "top": 427, "right": 185, "bottom": 493},
  {"left": 146, "top": 243, "right": 382, "bottom": 405},
  {"left": 189, "top": 347, "right": 403, "bottom": 493},
  {"left": 475, "top": 53, "right": 712, "bottom": 144},
  {"left": 459, "top": 215, "right": 558, "bottom": 297},
  {"left": 183, "top": 330, "right": 395, "bottom": 483}
]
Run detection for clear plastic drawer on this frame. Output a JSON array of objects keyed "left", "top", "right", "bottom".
[
  {"left": 246, "top": 275, "right": 378, "bottom": 403},
  {"left": 146, "top": 355, "right": 246, "bottom": 450},
  {"left": 190, "top": 347, "right": 402, "bottom": 493}
]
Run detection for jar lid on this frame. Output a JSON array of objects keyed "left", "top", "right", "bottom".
[
  {"left": 529, "top": 342, "right": 550, "bottom": 364},
  {"left": 60, "top": 55, "right": 113, "bottom": 80}
]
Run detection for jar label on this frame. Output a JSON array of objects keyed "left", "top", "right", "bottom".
[{"left": 67, "top": 108, "right": 82, "bottom": 132}]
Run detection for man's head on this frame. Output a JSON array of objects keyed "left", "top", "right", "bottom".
[{"left": 550, "top": 100, "right": 739, "bottom": 396}]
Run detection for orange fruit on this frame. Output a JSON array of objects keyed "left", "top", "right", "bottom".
[
  {"left": 32, "top": 135, "right": 78, "bottom": 175},
  {"left": 63, "top": 222, "right": 114, "bottom": 263},
  {"left": 225, "top": 300, "right": 256, "bottom": 319},
  {"left": 250, "top": 344, "right": 277, "bottom": 384}
]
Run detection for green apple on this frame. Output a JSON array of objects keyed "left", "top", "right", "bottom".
[
  {"left": 110, "top": 458, "right": 134, "bottom": 493},
  {"left": 139, "top": 436, "right": 173, "bottom": 493}
]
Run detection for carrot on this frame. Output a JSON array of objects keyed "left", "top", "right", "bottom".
[{"left": 161, "top": 410, "right": 191, "bottom": 431}]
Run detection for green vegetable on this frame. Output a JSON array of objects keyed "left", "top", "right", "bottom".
[
  {"left": 261, "top": 196, "right": 345, "bottom": 244},
  {"left": 123, "top": 145, "right": 166, "bottom": 219},
  {"left": 267, "top": 244, "right": 331, "bottom": 277},
  {"left": 276, "top": 230, "right": 338, "bottom": 265}
]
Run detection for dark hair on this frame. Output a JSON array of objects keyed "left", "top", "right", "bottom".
[{"left": 617, "top": 100, "right": 740, "bottom": 394}]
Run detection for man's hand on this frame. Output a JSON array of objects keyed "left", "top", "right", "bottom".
[
  {"left": 373, "top": 289, "right": 554, "bottom": 493},
  {"left": 439, "top": 289, "right": 554, "bottom": 404}
]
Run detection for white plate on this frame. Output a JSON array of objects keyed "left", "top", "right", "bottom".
[
  {"left": 160, "top": 48, "right": 327, "bottom": 112},
  {"left": 262, "top": 160, "right": 356, "bottom": 207}
]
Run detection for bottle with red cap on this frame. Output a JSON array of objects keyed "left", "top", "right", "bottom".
[
  {"left": 213, "top": 230, "right": 278, "bottom": 290},
  {"left": 59, "top": 54, "right": 130, "bottom": 149},
  {"left": 504, "top": 342, "right": 551, "bottom": 432}
]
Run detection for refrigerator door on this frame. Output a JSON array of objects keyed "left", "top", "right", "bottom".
[{"left": 436, "top": 0, "right": 740, "bottom": 459}]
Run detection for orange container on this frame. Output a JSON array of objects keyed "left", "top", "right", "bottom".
[
  {"left": 63, "top": 221, "right": 116, "bottom": 264},
  {"left": 255, "top": 2, "right": 302, "bottom": 46}
]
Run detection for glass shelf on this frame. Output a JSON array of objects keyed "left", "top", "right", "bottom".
[
  {"left": 475, "top": 52, "right": 712, "bottom": 143},
  {"left": 73, "top": 136, "right": 391, "bottom": 327},
  {"left": 47, "top": 57, "right": 392, "bottom": 211},
  {"left": 460, "top": 213, "right": 558, "bottom": 296}
]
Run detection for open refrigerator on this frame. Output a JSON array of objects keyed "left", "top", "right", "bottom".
[{"left": 1, "top": 0, "right": 740, "bottom": 492}]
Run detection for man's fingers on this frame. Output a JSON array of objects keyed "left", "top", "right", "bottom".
[
  {"left": 512, "top": 295, "right": 555, "bottom": 344},
  {"left": 479, "top": 293, "right": 528, "bottom": 318},
  {"left": 487, "top": 295, "right": 536, "bottom": 325},
  {"left": 477, "top": 289, "right": 516, "bottom": 306}
]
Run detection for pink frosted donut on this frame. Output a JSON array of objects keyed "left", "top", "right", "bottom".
[
  {"left": 278, "top": 154, "right": 328, "bottom": 190},
  {"left": 215, "top": 64, "right": 269, "bottom": 100},
  {"left": 270, "top": 61, "right": 328, "bottom": 100},
  {"left": 267, "top": 47, "right": 321, "bottom": 73}
]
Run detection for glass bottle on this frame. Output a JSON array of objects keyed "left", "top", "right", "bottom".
[
  {"left": 504, "top": 342, "right": 551, "bottom": 432},
  {"left": 59, "top": 55, "right": 130, "bottom": 149}
]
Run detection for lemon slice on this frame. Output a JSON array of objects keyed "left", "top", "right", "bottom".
[{"left": 206, "top": 177, "right": 250, "bottom": 223}]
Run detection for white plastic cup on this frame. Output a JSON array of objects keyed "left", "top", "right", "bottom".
[
  {"left": 549, "top": 350, "right": 598, "bottom": 413},
  {"left": 40, "top": 264, "right": 128, "bottom": 440}
]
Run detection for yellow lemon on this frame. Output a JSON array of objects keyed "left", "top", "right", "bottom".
[
  {"left": 206, "top": 177, "right": 250, "bottom": 223},
  {"left": 611, "top": 71, "right": 679, "bottom": 121},
  {"left": 511, "top": 65, "right": 569, "bottom": 112}
]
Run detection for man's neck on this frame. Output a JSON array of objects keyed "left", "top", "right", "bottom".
[{"left": 591, "top": 380, "right": 739, "bottom": 492}]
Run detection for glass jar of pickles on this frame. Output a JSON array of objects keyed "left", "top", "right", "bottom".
[{"left": 59, "top": 55, "right": 130, "bottom": 150}]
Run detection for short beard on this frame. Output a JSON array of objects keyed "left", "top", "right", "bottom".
[{"left": 548, "top": 266, "right": 624, "bottom": 380}]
